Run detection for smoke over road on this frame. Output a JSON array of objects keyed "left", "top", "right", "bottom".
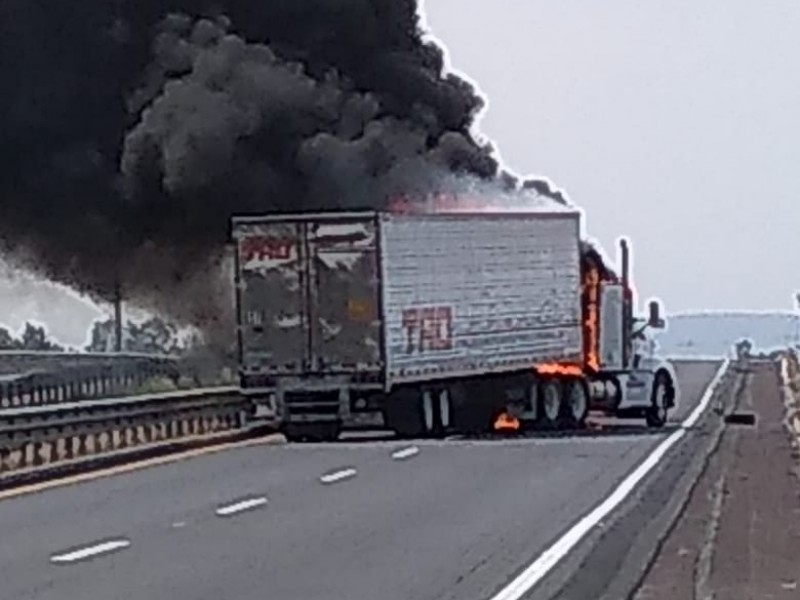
[{"left": 0, "top": 1, "right": 564, "bottom": 346}]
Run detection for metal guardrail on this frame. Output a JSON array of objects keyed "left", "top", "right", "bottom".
[
  {"left": 0, "top": 350, "right": 177, "bottom": 376},
  {"left": 0, "top": 387, "right": 246, "bottom": 478},
  {"left": 0, "top": 360, "right": 181, "bottom": 409},
  {"left": 0, "top": 350, "right": 176, "bottom": 359}
]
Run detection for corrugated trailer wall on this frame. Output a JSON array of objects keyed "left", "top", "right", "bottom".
[{"left": 379, "top": 211, "right": 585, "bottom": 386}]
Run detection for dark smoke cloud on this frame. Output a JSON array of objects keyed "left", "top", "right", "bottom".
[{"left": 0, "top": 1, "right": 564, "bottom": 346}]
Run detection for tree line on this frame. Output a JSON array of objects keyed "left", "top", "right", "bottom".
[
  {"left": 0, "top": 317, "right": 194, "bottom": 355},
  {"left": 0, "top": 322, "right": 64, "bottom": 351}
]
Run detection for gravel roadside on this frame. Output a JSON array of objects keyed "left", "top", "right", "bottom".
[{"left": 634, "top": 359, "right": 800, "bottom": 600}]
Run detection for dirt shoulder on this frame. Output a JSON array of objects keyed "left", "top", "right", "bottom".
[{"left": 634, "top": 359, "right": 800, "bottom": 600}]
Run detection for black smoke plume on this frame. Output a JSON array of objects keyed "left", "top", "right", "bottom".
[{"left": 0, "top": 1, "right": 564, "bottom": 346}]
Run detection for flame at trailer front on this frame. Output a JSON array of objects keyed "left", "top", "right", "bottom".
[{"left": 387, "top": 175, "right": 575, "bottom": 215}]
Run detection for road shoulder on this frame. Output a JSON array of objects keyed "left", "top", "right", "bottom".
[
  {"left": 529, "top": 360, "right": 744, "bottom": 600},
  {"left": 634, "top": 359, "right": 800, "bottom": 600}
]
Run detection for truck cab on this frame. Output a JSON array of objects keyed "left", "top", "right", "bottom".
[{"left": 584, "top": 238, "right": 679, "bottom": 426}]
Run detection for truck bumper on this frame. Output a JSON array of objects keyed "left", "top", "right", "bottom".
[{"left": 248, "top": 376, "right": 385, "bottom": 430}]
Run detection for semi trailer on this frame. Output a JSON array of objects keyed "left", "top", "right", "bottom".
[{"left": 231, "top": 198, "right": 678, "bottom": 441}]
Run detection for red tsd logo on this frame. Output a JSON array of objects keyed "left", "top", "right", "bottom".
[
  {"left": 241, "top": 237, "right": 294, "bottom": 263},
  {"left": 402, "top": 306, "right": 453, "bottom": 353}
]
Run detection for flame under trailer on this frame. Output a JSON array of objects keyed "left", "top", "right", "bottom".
[{"left": 231, "top": 201, "right": 679, "bottom": 442}]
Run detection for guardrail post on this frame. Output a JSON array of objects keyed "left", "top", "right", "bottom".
[{"left": 0, "top": 446, "right": 11, "bottom": 474}]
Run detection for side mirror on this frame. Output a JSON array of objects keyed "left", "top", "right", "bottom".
[{"left": 648, "top": 300, "right": 665, "bottom": 329}]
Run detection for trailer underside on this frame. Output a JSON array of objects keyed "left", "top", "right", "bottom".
[{"left": 241, "top": 361, "right": 676, "bottom": 442}]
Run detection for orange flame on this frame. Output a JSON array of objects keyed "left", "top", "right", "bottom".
[
  {"left": 535, "top": 363, "right": 583, "bottom": 376},
  {"left": 493, "top": 412, "right": 521, "bottom": 431},
  {"left": 389, "top": 192, "right": 521, "bottom": 215},
  {"left": 583, "top": 267, "right": 600, "bottom": 372}
]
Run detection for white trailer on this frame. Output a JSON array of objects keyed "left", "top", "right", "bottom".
[{"left": 231, "top": 206, "right": 678, "bottom": 441}]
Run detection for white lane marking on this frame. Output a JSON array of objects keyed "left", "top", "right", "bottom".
[
  {"left": 682, "top": 359, "right": 731, "bottom": 429},
  {"left": 391, "top": 446, "right": 420, "bottom": 460},
  {"left": 50, "top": 539, "right": 131, "bottom": 564},
  {"left": 320, "top": 468, "right": 357, "bottom": 484},
  {"left": 489, "top": 358, "right": 731, "bottom": 600},
  {"left": 215, "top": 496, "right": 268, "bottom": 517},
  {"left": 171, "top": 521, "right": 187, "bottom": 529}
]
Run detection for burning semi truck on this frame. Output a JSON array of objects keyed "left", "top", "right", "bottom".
[{"left": 231, "top": 194, "right": 678, "bottom": 441}]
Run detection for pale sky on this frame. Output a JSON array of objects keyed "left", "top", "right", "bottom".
[
  {"left": 423, "top": 0, "right": 800, "bottom": 313},
  {"left": 2, "top": 0, "right": 799, "bottom": 346}
]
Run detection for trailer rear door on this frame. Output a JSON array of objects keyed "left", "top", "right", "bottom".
[
  {"left": 233, "top": 214, "right": 382, "bottom": 375},
  {"left": 307, "top": 218, "right": 382, "bottom": 372},
  {"left": 235, "top": 220, "right": 308, "bottom": 374}
]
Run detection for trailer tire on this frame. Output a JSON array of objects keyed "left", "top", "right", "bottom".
[
  {"left": 645, "top": 371, "right": 674, "bottom": 428},
  {"left": 562, "top": 379, "right": 589, "bottom": 429},
  {"left": 538, "top": 379, "right": 563, "bottom": 430},
  {"left": 435, "top": 388, "right": 453, "bottom": 436},
  {"left": 385, "top": 387, "right": 451, "bottom": 439},
  {"left": 422, "top": 388, "right": 451, "bottom": 438},
  {"left": 448, "top": 379, "right": 498, "bottom": 435},
  {"left": 384, "top": 388, "right": 425, "bottom": 438}
]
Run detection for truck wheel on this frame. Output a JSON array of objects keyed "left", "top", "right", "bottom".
[
  {"left": 538, "top": 380, "right": 563, "bottom": 430},
  {"left": 437, "top": 389, "right": 452, "bottom": 435},
  {"left": 562, "top": 379, "right": 589, "bottom": 429},
  {"left": 384, "top": 388, "right": 425, "bottom": 438},
  {"left": 422, "top": 388, "right": 451, "bottom": 438},
  {"left": 645, "top": 372, "right": 674, "bottom": 428},
  {"left": 421, "top": 389, "right": 436, "bottom": 434},
  {"left": 385, "top": 387, "right": 451, "bottom": 439}
]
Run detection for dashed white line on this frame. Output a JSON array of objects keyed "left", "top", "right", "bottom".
[
  {"left": 488, "top": 358, "right": 731, "bottom": 600},
  {"left": 50, "top": 539, "right": 131, "bottom": 564},
  {"left": 391, "top": 446, "right": 420, "bottom": 460},
  {"left": 215, "top": 496, "right": 269, "bottom": 517},
  {"left": 320, "top": 468, "right": 357, "bottom": 484}
]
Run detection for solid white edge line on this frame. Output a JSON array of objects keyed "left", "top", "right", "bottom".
[
  {"left": 320, "top": 468, "right": 357, "bottom": 484},
  {"left": 215, "top": 496, "right": 269, "bottom": 516},
  {"left": 488, "top": 358, "right": 732, "bottom": 600},
  {"left": 391, "top": 446, "right": 420, "bottom": 460},
  {"left": 682, "top": 358, "right": 731, "bottom": 429},
  {"left": 50, "top": 539, "right": 131, "bottom": 564}
]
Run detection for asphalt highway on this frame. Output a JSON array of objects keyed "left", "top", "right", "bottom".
[{"left": 0, "top": 360, "right": 722, "bottom": 600}]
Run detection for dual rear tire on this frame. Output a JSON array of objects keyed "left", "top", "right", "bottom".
[
  {"left": 384, "top": 377, "right": 591, "bottom": 438},
  {"left": 384, "top": 387, "right": 453, "bottom": 438},
  {"left": 536, "top": 378, "right": 589, "bottom": 431}
]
